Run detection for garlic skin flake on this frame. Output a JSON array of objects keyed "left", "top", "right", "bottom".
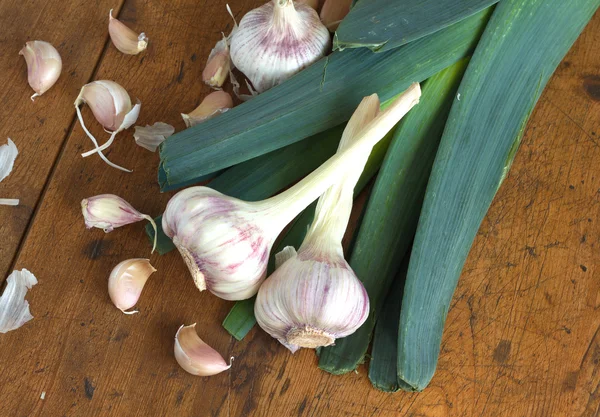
[
  {"left": 0, "top": 199, "right": 19, "bottom": 206},
  {"left": 230, "top": 0, "right": 330, "bottom": 93},
  {"left": 163, "top": 84, "right": 421, "bottom": 301},
  {"left": 181, "top": 91, "right": 233, "bottom": 128},
  {"left": 0, "top": 138, "right": 18, "bottom": 183},
  {"left": 134, "top": 122, "right": 175, "bottom": 152},
  {"left": 0, "top": 269, "right": 38, "bottom": 333},
  {"left": 254, "top": 95, "right": 377, "bottom": 351},
  {"left": 19, "top": 41, "right": 62, "bottom": 101},
  {"left": 203, "top": 35, "right": 231, "bottom": 88},
  {"left": 81, "top": 194, "right": 158, "bottom": 252},
  {"left": 74, "top": 80, "right": 141, "bottom": 172},
  {"left": 108, "top": 9, "right": 148, "bottom": 55},
  {"left": 174, "top": 324, "right": 232, "bottom": 376},
  {"left": 108, "top": 259, "right": 156, "bottom": 314}
]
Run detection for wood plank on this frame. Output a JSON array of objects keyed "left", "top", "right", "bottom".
[
  {"left": 0, "top": 2, "right": 598, "bottom": 417},
  {"left": 0, "top": 0, "right": 126, "bottom": 278}
]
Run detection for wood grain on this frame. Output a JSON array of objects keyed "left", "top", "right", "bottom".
[
  {"left": 0, "top": 0, "right": 127, "bottom": 278},
  {"left": 0, "top": 1, "right": 598, "bottom": 416}
]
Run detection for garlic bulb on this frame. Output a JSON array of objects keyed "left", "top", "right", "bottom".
[
  {"left": 230, "top": 0, "right": 330, "bottom": 93},
  {"left": 254, "top": 95, "right": 378, "bottom": 352},
  {"left": 81, "top": 194, "right": 157, "bottom": 252},
  {"left": 181, "top": 91, "right": 233, "bottom": 128},
  {"left": 108, "top": 9, "right": 148, "bottom": 55},
  {"left": 108, "top": 259, "right": 156, "bottom": 314},
  {"left": 0, "top": 269, "right": 38, "bottom": 333},
  {"left": 163, "top": 84, "right": 421, "bottom": 301},
  {"left": 320, "top": 0, "right": 352, "bottom": 31},
  {"left": 74, "top": 80, "right": 141, "bottom": 172},
  {"left": 134, "top": 122, "right": 175, "bottom": 152},
  {"left": 19, "top": 41, "right": 62, "bottom": 101},
  {"left": 174, "top": 324, "right": 232, "bottom": 376},
  {"left": 203, "top": 34, "right": 231, "bottom": 88}
]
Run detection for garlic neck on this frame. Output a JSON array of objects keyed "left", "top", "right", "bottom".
[
  {"left": 272, "top": 0, "right": 300, "bottom": 33},
  {"left": 287, "top": 326, "right": 335, "bottom": 348},
  {"left": 172, "top": 236, "right": 207, "bottom": 291}
]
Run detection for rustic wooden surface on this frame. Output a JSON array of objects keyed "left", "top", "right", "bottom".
[{"left": 0, "top": 1, "right": 598, "bottom": 416}]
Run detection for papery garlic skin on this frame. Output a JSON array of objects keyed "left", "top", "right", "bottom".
[
  {"left": 162, "top": 187, "right": 272, "bottom": 301},
  {"left": 181, "top": 91, "right": 233, "bottom": 128},
  {"left": 230, "top": 0, "right": 330, "bottom": 93},
  {"left": 19, "top": 41, "right": 62, "bottom": 100},
  {"left": 0, "top": 269, "right": 38, "bottom": 333},
  {"left": 0, "top": 199, "right": 19, "bottom": 206},
  {"left": 255, "top": 246, "right": 369, "bottom": 351},
  {"left": 134, "top": 122, "right": 175, "bottom": 152},
  {"left": 108, "top": 259, "right": 156, "bottom": 313},
  {"left": 203, "top": 35, "right": 231, "bottom": 88},
  {"left": 108, "top": 9, "right": 148, "bottom": 55},
  {"left": 81, "top": 194, "right": 157, "bottom": 251},
  {"left": 174, "top": 324, "right": 232, "bottom": 376},
  {"left": 0, "top": 138, "right": 18, "bottom": 183}
]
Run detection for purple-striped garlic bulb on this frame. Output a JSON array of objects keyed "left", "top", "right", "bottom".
[
  {"left": 162, "top": 84, "right": 421, "bottom": 302},
  {"left": 253, "top": 95, "right": 378, "bottom": 352},
  {"left": 229, "top": 0, "right": 331, "bottom": 93}
]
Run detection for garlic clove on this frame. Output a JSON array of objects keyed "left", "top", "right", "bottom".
[
  {"left": 74, "top": 80, "right": 138, "bottom": 171},
  {"left": 0, "top": 138, "right": 18, "bottom": 183},
  {"left": 230, "top": 0, "right": 331, "bottom": 93},
  {"left": 174, "top": 324, "right": 232, "bottom": 376},
  {"left": 108, "top": 259, "right": 156, "bottom": 314},
  {"left": 76, "top": 80, "right": 133, "bottom": 132},
  {"left": 202, "top": 35, "right": 231, "bottom": 88},
  {"left": 0, "top": 269, "right": 38, "bottom": 333},
  {"left": 19, "top": 40, "right": 62, "bottom": 100},
  {"left": 319, "top": 0, "right": 352, "bottom": 31},
  {"left": 134, "top": 122, "right": 175, "bottom": 152},
  {"left": 181, "top": 91, "right": 233, "bottom": 128},
  {"left": 108, "top": 9, "right": 148, "bottom": 55},
  {"left": 81, "top": 194, "right": 158, "bottom": 252}
]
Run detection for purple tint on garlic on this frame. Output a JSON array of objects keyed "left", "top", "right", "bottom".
[
  {"left": 162, "top": 187, "right": 274, "bottom": 301},
  {"left": 81, "top": 194, "right": 146, "bottom": 232},
  {"left": 255, "top": 246, "right": 370, "bottom": 352}
]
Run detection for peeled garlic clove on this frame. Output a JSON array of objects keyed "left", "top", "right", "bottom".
[
  {"left": 0, "top": 138, "right": 18, "bottom": 183},
  {"left": 203, "top": 35, "right": 231, "bottom": 88},
  {"left": 19, "top": 40, "right": 62, "bottom": 101},
  {"left": 319, "top": 0, "right": 352, "bottom": 31},
  {"left": 108, "top": 259, "right": 156, "bottom": 314},
  {"left": 74, "top": 80, "right": 140, "bottom": 171},
  {"left": 174, "top": 324, "right": 232, "bottom": 376},
  {"left": 181, "top": 91, "right": 233, "bottom": 128},
  {"left": 230, "top": 0, "right": 331, "bottom": 93},
  {"left": 81, "top": 194, "right": 158, "bottom": 252},
  {"left": 0, "top": 269, "right": 38, "bottom": 333},
  {"left": 134, "top": 122, "right": 175, "bottom": 152},
  {"left": 108, "top": 9, "right": 148, "bottom": 55}
]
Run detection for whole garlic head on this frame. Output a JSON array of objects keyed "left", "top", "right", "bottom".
[
  {"left": 230, "top": 0, "right": 330, "bottom": 93},
  {"left": 162, "top": 187, "right": 273, "bottom": 301}
]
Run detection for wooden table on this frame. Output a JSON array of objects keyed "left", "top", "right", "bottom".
[{"left": 0, "top": 1, "right": 598, "bottom": 416}]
